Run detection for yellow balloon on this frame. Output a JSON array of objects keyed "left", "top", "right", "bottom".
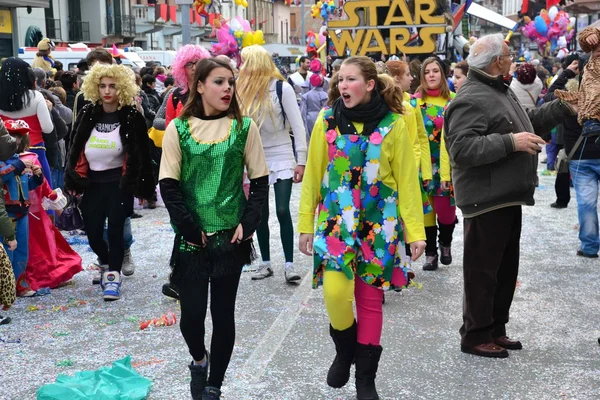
[
  {"left": 242, "top": 32, "right": 254, "bottom": 48},
  {"left": 234, "top": 0, "right": 241, "bottom": 5},
  {"left": 241, "top": 0, "right": 248, "bottom": 7},
  {"left": 253, "top": 30, "right": 265, "bottom": 45}
]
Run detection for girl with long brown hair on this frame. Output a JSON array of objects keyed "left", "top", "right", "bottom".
[
  {"left": 410, "top": 56, "right": 457, "bottom": 271},
  {"left": 299, "top": 56, "right": 426, "bottom": 399},
  {"left": 159, "top": 58, "right": 269, "bottom": 400}
]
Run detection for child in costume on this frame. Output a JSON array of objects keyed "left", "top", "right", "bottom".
[
  {"left": 298, "top": 56, "right": 426, "bottom": 400},
  {"left": 386, "top": 59, "right": 433, "bottom": 279},
  {"left": 6, "top": 122, "right": 83, "bottom": 292},
  {"left": 0, "top": 119, "right": 43, "bottom": 296},
  {"left": 555, "top": 26, "right": 600, "bottom": 136},
  {"left": 159, "top": 58, "right": 269, "bottom": 400},
  {"left": 410, "top": 57, "right": 457, "bottom": 271},
  {"left": 0, "top": 119, "right": 17, "bottom": 323}
]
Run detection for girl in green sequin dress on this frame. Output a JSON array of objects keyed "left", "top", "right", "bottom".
[{"left": 159, "top": 58, "right": 269, "bottom": 400}]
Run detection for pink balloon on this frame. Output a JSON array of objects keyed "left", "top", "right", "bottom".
[{"left": 235, "top": 16, "right": 251, "bottom": 33}]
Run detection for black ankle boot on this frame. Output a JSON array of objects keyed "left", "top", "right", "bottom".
[
  {"left": 438, "top": 219, "right": 457, "bottom": 266},
  {"left": 189, "top": 352, "right": 210, "bottom": 400},
  {"left": 202, "top": 386, "right": 222, "bottom": 400},
  {"left": 355, "top": 343, "right": 383, "bottom": 400},
  {"left": 327, "top": 321, "right": 357, "bottom": 388}
]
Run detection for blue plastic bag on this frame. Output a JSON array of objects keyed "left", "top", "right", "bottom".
[{"left": 37, "top": 356, "right": 152, "bottom": 400}]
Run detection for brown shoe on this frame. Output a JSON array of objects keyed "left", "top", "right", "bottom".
[
  {"left": 461, "top": 342, "right": 509, "bottom": 358},
  {"left": 493, "top": 336, "right": 522, "bottom": 350}
]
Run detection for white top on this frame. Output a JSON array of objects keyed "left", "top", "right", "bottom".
[
  {"left": 0, "top": 90, "right": 54, "bottom": 134},
  {"left": 84, "top": 126, "right": 125, "bottom": 171},
  {"left": 510, "top": 76, "right": 543, "bottom": 111},
  {"left": 288, "top": 71, "right": 313, "bottom": 103},
  {"left": 259, "top": 79, "right": 307, "bottom": 165}
]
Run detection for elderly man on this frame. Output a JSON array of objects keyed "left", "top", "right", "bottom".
[{"left": 444, "top": 34, "right": 578, "bottom": 358}]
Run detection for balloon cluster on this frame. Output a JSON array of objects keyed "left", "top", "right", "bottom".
[
  {"left": 211, "top": 16, "right": 264, "bottom": 61},
  {"left": 306, "top": 26, "right": 328, "bottom": 58},
  {"left": 521, "top": 6, "right": 575, "bottom": 54},
  {"left": 311, "top": 0, "right": 336, "bottom": 23},
  {"left": 234, "top": 0, "right": 248, "bottom": 8}
]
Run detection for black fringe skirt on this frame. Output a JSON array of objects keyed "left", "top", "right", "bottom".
[{"left": 169, "top": 228, "right": 256, "bottom": 282}]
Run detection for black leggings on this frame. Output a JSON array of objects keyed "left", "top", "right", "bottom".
[
  {"left": 256, "top": 178, "right": 294, "bottom": 263},
  {"left": 80, "top": 181, "right": 133, "bottom": 272},
  {"left": 178, "top": 269, "right": 243, "bottom": 389}
]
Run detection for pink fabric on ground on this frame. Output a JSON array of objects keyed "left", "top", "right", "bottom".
[
  {"left": 432, "top": 196, "right": 456, "bottom": 225},
  {"left": 355, "top": 276, "right": 384, "bottom": 346}
]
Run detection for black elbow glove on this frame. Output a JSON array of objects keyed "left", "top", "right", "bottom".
[
  {"left": 159, "top": 178, "right": 204, "bottom": 246},
  {"left": 240, "top": 175, "right": 269, "bottom": 240}
]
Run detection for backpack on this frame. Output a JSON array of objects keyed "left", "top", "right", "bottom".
[{"left": 276, "top": 80, "right": 287, "bottom": 129}]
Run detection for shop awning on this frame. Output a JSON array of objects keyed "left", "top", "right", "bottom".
[{"left": 0, "top": 1, "right": 49, "bottom": 7}]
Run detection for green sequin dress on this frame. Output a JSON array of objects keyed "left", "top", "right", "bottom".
[{"left": 170, "top": 116, "right": 256, "bottom": 281}]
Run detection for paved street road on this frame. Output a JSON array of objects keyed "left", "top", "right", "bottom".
[{"left": 1, "top": 164, "right": 599, "bottom": 400}]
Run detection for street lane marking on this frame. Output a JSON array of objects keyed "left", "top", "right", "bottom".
[{"left": 240, "top": 273, "right": 313, "bottom": 383}]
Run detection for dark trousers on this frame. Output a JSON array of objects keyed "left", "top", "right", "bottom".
[
  {"left": 178, "top": 269, "right": 242, "bottom": 389},
  {"left": 80, "top": 181, "right": 133, "bottom": 273},
  {"left": 555, "top": 171, "right": 571, "bottom": 206},
  {"left": 460, "top": 206, "right": 522, "bottom": 347}
]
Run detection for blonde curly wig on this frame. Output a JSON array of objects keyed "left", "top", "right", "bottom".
[{"left": 81, "top": 64, "right": 138, "bottom": 108}]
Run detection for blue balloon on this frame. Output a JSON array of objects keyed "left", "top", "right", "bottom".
[
  {"left": 551, "top": 37, "right": 558, "bottom": 52},
  {"left": 535, "top": 16, "right": 548, "bottom": 36}
]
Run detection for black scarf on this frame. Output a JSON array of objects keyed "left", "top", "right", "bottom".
[{"left": 332, "top": 92, "right": 390, "bottom": 136}]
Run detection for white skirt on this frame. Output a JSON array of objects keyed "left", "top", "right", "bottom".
[{"left": 264, "top": 144, "right": 296, "bottom": 185}]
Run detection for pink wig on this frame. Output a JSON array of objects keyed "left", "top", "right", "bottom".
[{"left": 171, "top": 44, "right": 211, "bottom": 93}]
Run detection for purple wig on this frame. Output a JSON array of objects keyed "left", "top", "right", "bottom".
[{"left": 171, "top": 44, "right": 211, "bottom": 93}]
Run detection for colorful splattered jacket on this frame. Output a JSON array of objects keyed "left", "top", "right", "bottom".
[
  {"left": 410, "top": 92, "right": 455, "bottom": 196},
  {"left": 298, "top": 108, "right": 425, "bottom": 290}
]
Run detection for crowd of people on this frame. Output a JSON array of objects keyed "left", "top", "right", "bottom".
[{"left": 0, "top": 25, "right": 598, "bottom": 400}]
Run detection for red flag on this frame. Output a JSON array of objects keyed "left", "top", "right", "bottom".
[
  {"left": 169, "top": 5, "right": 177, "bottom": 23},
  {"left": 159, "top": 4, "right": 168, "bottom": 21}
]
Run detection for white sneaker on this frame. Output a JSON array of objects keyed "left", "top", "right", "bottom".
[
  {"left": 90, "top": 262, "right": 108, "bottom": 285},
  {"left": 251, "top": 263, "right": 274, "bottom": 280},
  {"left": 122, "top": 248, "right": 135, "bottom": 276},
  {"left": 284, "top": 263, "right": 301, "bottom": 282},
  {"left": 103, "top": 271, "right": 122, "bottom": 301}
]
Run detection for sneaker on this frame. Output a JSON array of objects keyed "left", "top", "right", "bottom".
[
  {"left": 550, "top": 202, "right": 568, "bottom": 209},
  {"left": 189, "top": 351, "right": 210, "bottom": 400},
  {"left": 90, "top": 262, "right": 108, "bottom": 285},
  {"left": 103, "top": 271, "right": 122, "bottom": 301},
  {"left": 0, "top": 315, "right": 11, "bottom": 325},
  {"left": 202, "top": 386, "right": 222, "bottom": 400},
  {"left": 284, "top": 263, "right": 301, "bottom": 283},
  {"left": 122, "top": 248, "right": 135, "bottom": 276},
  {"left": 162, "top": 282, "right": 179, "bottom": 300},
  {"left": 131, "top": 212, "right": 143, "bottom": 219},
  {"left": 251, "top": 263, "right": 274, "bottom": 280},
  {"left": 423, "top": 255, "right": 439, "bottom": 271},
  {"left": 146, "top": 200, "right": 157, "bottom": 209},
  {"left": 439, "top": 244, "right": 452, "bottom": 265}
]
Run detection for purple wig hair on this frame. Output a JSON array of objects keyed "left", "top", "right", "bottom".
[{"left": 171, "top": 44, "right": 211, "bottom": 93}]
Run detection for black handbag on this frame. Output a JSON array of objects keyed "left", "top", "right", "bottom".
[{"left": 55, "top": 195, "right": 84, "bottom": 231}]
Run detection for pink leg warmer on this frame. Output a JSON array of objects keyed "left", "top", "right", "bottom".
[
  {"left": 355, "top": 275, "right": 384, "bottom": 346},
  {"left": 432, "top": 196, "right": 456, "bottom": 225}
]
